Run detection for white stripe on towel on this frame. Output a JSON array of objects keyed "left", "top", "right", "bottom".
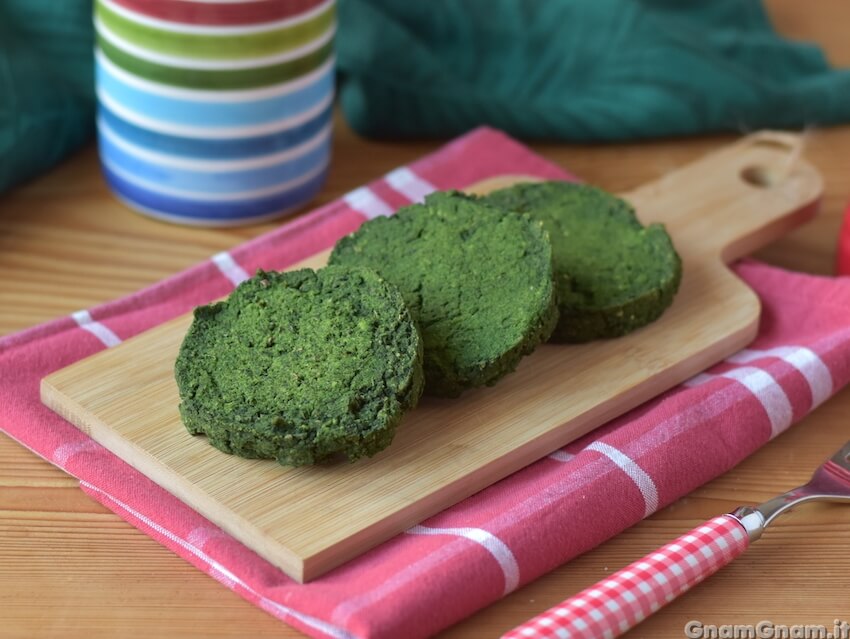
[
  {"left": 72, "top": 310, "right": 122, "bottom": 347},
  {"left": 407, "top": 525, "right": 520, "bottom": 595},
  {"left": 586, "top": 442, "right": 659, "bottom": 517},
  {"left": 343, "top": 187, "right": 393, "bottom": 219},
  {"left": 384, "top": 167, "right": 437, "bottom": 203},
  {"left": 212, "top": 251, "right": 249, "bottom": 286},
  {"left": 685, "top": 367, "right": 793, "bottom": 438},
  {"left": 548, "top": 450, "right": 576, "bottom": 463},
  {"left": 727, "top": 346, "right": 833, "bottom": 408},
  {"left": 53, "top": 440, "right": 102, "bottom": 466}
]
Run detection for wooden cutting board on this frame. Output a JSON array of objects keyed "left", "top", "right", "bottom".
[{"left": 41, "top": 131, "right": 821, "bottom": 583}]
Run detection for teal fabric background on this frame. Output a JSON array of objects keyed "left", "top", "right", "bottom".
[
  {"left": 2, "top": 0, "right": 850, "bottom": 192},
  {"left": 0, "top": 1, "right": 95, "bottom": 192},
  {"left": 336, "top": 0, "right": 850, "bottom": 139}
]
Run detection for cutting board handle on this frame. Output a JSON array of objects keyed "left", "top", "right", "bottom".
[{"left": 623, "top": 130, "right": 823, "bottom": 263}]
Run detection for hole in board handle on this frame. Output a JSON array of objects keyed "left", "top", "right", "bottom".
[
  {"left": 739, "top": 134, "right": 805, "bottom": 189},
  {"left": 740, "top": 165, "right": 777, "bottom": 188}
]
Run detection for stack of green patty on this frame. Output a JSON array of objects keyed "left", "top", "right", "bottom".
[{"left": 175, "top": 181, "right": 681, "bottom": 466}]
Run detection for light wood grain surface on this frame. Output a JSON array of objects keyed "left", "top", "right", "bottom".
[{"left": 3, "top": 1, "right": 850, "bottom": 636}]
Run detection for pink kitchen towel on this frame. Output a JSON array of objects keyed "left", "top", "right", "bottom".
[{"left": 2, "top": 128, "right": 850, "bottom": 639}]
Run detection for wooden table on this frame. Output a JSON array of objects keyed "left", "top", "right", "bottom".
[{"left": 3, "top": 2, "right": 850, "bottom": 636}]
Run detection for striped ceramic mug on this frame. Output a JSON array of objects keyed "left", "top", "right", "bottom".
[{"left": 94, "top": 0, "right": 335, "bottom": 226}]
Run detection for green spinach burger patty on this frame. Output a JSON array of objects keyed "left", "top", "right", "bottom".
[
  {"left": 175, "top": 266, "right": 424, "bottom": 466},
  {"left": 483, "top": 181, "right": 682, "bottom": 342},
  {"left": 329, "top": 191, "right": 558, "bottom": 397}
]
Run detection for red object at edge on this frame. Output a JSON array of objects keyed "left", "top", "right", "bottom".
[{"left": 839, "top": 201, "right": 850, "bottom": 276}]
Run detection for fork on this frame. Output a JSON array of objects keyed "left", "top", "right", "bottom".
[{"left": 503, "top": 440, "right": 850, "bottom": 639}]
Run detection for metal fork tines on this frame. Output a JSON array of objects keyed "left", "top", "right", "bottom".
[{"left": 732, "top": 440, "right": 850, "bottom": 540}]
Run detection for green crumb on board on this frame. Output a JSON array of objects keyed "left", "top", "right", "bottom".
[
  {"left": 329, "top": 191, "right": 559, "bottom": 397},
  {"left": 483, "top": 181, "right": 682, "bottom": 342},
  {"left": 174, "top": 266, "right": 424, "bottom": 467}
]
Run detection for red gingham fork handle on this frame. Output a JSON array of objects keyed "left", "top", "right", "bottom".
[{"left": 502, "top": 515, "right": 749, "bottom": 639}]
